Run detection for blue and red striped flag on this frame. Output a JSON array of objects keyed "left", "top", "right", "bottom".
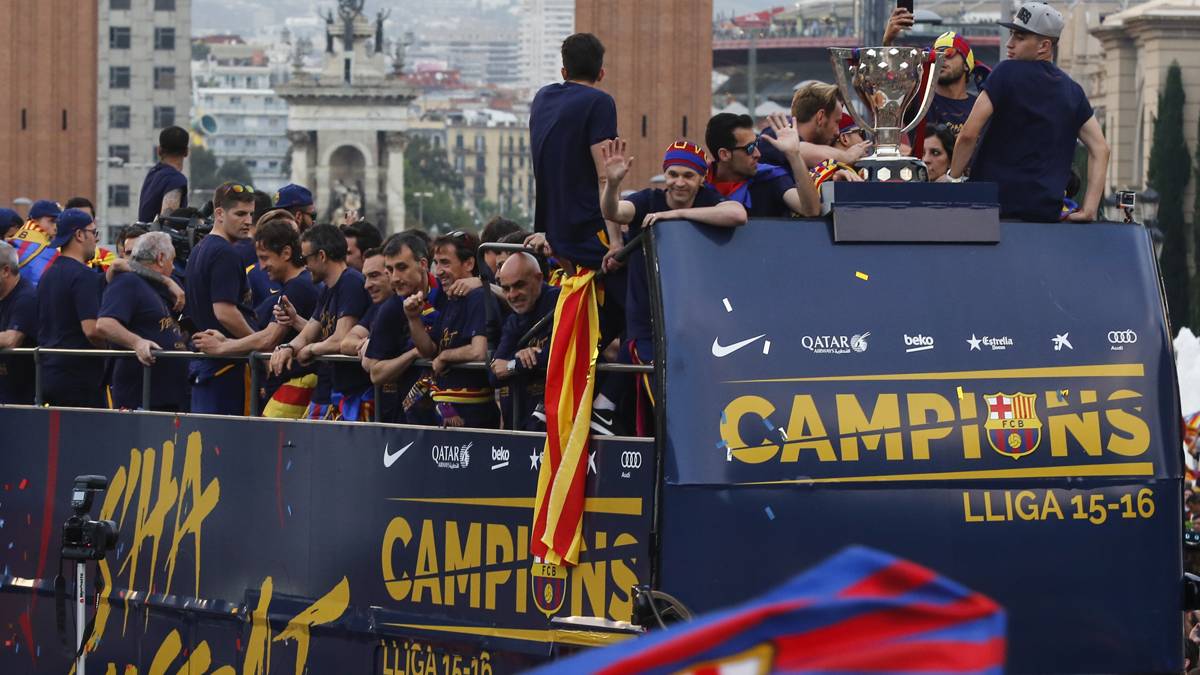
[{"left": 532, "top": 546, "right": 1005, "bottom": 674}]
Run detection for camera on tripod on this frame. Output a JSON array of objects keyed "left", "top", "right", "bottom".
[{"left": 61, "top": 476, "right": 118, "bottom": 562}]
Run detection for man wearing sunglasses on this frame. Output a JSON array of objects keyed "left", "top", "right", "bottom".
[
  {"left": 705, "top": 112, "right": 821, "bottom": 218},
  {"left": 36, "top": 209, "right": 107, "bottom": 408},
  {"left": 945, "top": 1, "right": 1108, "bottom": 224},
  {"left": 185, "top": 182, "right": 257, "bottom": 414},
  {"left": 274, "top": 184, "right": 318, "bottom": 234}
]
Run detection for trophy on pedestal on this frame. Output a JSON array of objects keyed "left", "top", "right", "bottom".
[{"left": 828, "top": 47, "right": 944, "bottom": 182}]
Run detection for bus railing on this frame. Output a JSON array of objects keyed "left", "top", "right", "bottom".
[{"left": 0, "top": 347, "right": 652, "bottom": 424}]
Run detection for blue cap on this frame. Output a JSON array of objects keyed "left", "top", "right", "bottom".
[
  {"left": 29, "top": 200, "right": 62, "bottom": 221},
  {"left": 273, "top": 184, "right": 313, "bottom": 210},
  {"left": 50, "top": 209, "right": 94, "bottom": 249},
  {"left": 0, "top": 208, "right": 21, "bottom": 231}
]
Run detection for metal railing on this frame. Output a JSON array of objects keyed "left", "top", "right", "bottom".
[{"left": 0, "top": 347, "right": 651, "bottom": 425}]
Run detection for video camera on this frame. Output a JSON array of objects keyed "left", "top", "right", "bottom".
[
  {"left": 61, "top": 475, "right": 118, "bottom": 562},
  {"left": 146, "top": 200, "right": 214, "bottom": 266}
]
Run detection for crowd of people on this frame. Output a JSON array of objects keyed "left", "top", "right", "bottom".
[{"left": 0, "top": 0, "right": 1106, "bottom": 435}]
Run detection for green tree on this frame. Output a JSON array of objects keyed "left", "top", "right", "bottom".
[
  {"left": 1148, "top": 62, "right": 1190, "bottom": 334},
  {"left": 404, "top": 136, "right": 472, "bottom": 231},
  {"left": 215, "top": 159, "right": 254, "bottom": 187},
  {"left": 190, "top": 145, "right": 219, "bottom": 190}
]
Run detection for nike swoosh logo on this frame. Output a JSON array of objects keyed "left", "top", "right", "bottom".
[
  {"left": 383, "top": 441, "right": 414, "bottom": 468},
  {"left": 712, "top": 334, "right": 766, "bottom": 358}
]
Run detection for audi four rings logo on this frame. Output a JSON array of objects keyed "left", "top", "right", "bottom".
[
  {"left": 621, "top": 451, "right": 643, "bottom": 469},
  {"left": 1107, "top": 330, "right": 1138, "bottom": 344}
]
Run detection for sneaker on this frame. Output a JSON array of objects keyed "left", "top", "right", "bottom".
[{"left": 590, "top": 409, "right": 617, "bottom": 436}]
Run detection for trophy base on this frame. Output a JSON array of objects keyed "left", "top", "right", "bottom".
[{"left": 854, "top": 157, "right": 928, "bottom": 183}]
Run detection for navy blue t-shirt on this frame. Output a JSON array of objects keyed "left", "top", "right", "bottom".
[
  {"left": 708, "top": 163, "right": 796, "bottom": 218},
  {"left": 624, "top": 186, "right": 725, "bottom": 359},
  {"left": 254, "top": 270, "right": 320, "bottom": 400},
  {"left": 366, "top": 288, "right": 443, "bottom": 423},
  {"left": 37, "top": 256, "right": 105, "bottom": 399},
  {"left": 972, "top": 60, "right": 1092, "bottom": 222},
  {"left": 926, "top": 92, "right": 976, "bottom": 134},
  {"left": 186, "top": 234, "right": 253, "bottom": 335},
  {"left": 490, "top": 284, "right": 559, "bottom": 430},
  {"left": 432, "top": 287, "right": 491, "bottom": 397},
  {"left": 99, "top": 273, "right": 188, "bottom": 410},
  {"left": 313, "top": 267, "right": 371, "bottom": 400},
  {"left": 0, "top": 276, "right": 38, "bottom": 403},
  {"left": 137, "top": 162, "right": 188, "bottom": 223},
  {"left": 530, "top": 82, "right": 618, "bottom": 269},
  {"left": 185, "top": 234, "right": 253, "bottom": 379}
]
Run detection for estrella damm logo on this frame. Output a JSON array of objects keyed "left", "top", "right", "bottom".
[
  {"left": 531, "top": 561, "right": 567, "bottom": 618},
  {"left": 984, "top": 393, "right": 1042, "bottom": 459}
]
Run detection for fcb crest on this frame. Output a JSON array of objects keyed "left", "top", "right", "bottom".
[
  {"left": 984, "top": 392, "right": 1042, "bottom": 459},
  {"left": 531, "top": 561, "right": 567, "bottom": 618}
]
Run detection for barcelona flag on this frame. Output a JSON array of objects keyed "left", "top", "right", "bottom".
[
  {"left": 531, "top": 546, "right": 1006, "bottom": 674},
  {"left": 531, "top": 269, "right": 600, "bottom": 566}
]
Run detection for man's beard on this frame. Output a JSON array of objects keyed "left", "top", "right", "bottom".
[{"left": 938, "top": 69, "right": 965, "bottom": 86}]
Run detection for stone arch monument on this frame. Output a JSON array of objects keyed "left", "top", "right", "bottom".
[{"left": 279, "top": 0, "right": 414, "bottom": 231}]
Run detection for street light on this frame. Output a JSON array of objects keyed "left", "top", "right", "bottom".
[{"left": 413, "top": 191, "right": 433, "bottom": 229}]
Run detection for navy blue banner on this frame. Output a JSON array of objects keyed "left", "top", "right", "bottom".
[
  {"left": 0, "top": 409, "right": 654, "bottom": 673},
  {"left": 652, "top": 218, "right": 1182, "bottom": 672}
]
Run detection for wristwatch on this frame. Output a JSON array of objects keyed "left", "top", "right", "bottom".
[
  {"left": 506, "top": 359, "right": 517, "bottom": 373},
  {"left": 945, "top": 173, "right": 966, "bottom": 184},
  {"left": 276, "top": 344, "right": 295, "bottom": 352}
]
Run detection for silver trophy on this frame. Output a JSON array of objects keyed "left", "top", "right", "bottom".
[{"left": 829, "top": 46, "right": 943, "bottom": 182}]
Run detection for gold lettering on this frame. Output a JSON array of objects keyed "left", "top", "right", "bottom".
[
  {"left": 382, "top": 517, "right": 413, "bottom": 601},
  {"left": 571, "top": 532, "right": 607, "bottom": 618},
  {"left": 836, "top": 394, "right": 903, "bottom": 460},
  {"left": 1015, "top": 491, "right": 1039, "bottom": 520},
  {"left": 273, "top": 577, "right": 351, "bottom": 675},
  {"left": 906, "top": 393, "right": 955, "bottom": 460},
  {"left": 1046, "top": 390, "right": 1101, "bottom": 457},
  {"left": 780, "top": 395, "right": 836, "bottom": 462},
  {"left": 1105, "top": 389, "right": 1150, "bottom": 457},
  {"left": 413, "top": 519, "right": 442, "bottom": 605},
  {"left": 963, "top": 492, "right": 982, "bottom": 522},
  {"left": 484, "top": 523, "right": 513, "bottom": 611},
  {"left": 958, "top": 394, "right": 982, "bottom": 459},
  {"left": 721, "top": 396, "right": 780, "bottom": 463},
  {"left": 608, "top": 533, "right": 639, "bottom": 621},
  {"left": 243, "top": 577, "right": 274, "bottom": 675},
  {"left": 165, "top": 432, "right": 220, "bottom": 598},
  {"left": 444, "top": 521, "right": 482, "bottom": 608},
  {"left": 1042, "top": 490, "right": 1063, "bottom": 520}
]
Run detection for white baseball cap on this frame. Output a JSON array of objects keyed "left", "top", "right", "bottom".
[{"left": 998, "top": 1, "right": 1064, "bottom": 39}]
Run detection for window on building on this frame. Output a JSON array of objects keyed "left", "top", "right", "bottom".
[
  {"left": 109, "top": 106, "right": 130, "bottom": 129},
  {"left": 110, "top": 0, "right": 130, "bottom": 9},
  {"left": 476, "top": 156, "right": 485, "bottom": 173},
  {"left": 454, "top": 156, "right": 464, "bottom": 171},
  {"left": 153, "top": 106, "right": 175, "bottom": 128},
  {"left": 154, "top": 0, "right": 175, "bottom": 10},
  {"left": 269, "top": 161, "right": 279, "bottom": 169},
  {"left": 519, "top": 137, "right": 526, "bottom": 152},
  {"left": 474, "top": 135, "right": 485, "bottom": 151},
  {"left": 243, "top": 138, "right": 254, "bottom": 147},
  {"left": 223, "top": 139, "right": 236, "bottom": 148},
  {"left": 153, "top": 67, "right": 175, "bottom": 90},
  {"left": 246, "top": 160, "right": 258, "bottom": 168},
  {"left": 230, "top": 96, "right": 241, "bottom": 105},
  {"left": 109, "top": 145, "right": 131, "bottom": 165},
  {"left": 109, "top": 66, "right": 130, "bottom": 89},
  {"left": 265, "top": 97, "right": 274, "bottom": 105},
  {"left": 154, "top": 27, "right": 175, "bottom": 51},
  {"left": 108, "top": 185, "right": 130, "bottom": 208},
  {"left": 269, "top": 139, "right": 278, "bottom": 148},
  {"left": 204, "top": 95, "right": 213, "bottom": 104},
  {"left": 456, "top": 134, "right": 464, "bottom": 149},
  {"left": 109, "top": 26, "right": 131, "bottom": 49}
]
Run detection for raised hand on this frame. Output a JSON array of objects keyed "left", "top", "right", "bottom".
[
  {"left": 403, "top": 291, "right": 425, "bottom": 320},
  {"left": 600, "top": 138, "right": 634, "bottom": 185},
  {"left": 883, "top": 7, "right": 914, "bottom": 45},
  {"left": 762, "top": 112, "right": 801, "bottom": 157}
]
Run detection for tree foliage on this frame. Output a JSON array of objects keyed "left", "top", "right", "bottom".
[
  {"left": 1148, "top": 62, "right": 1191, "bottom": 333},
  {"left": 215, "top": 159, "right": 254, "bottom": 187},
  {"left": 190, "top": 146, "right": 219, "bottom": 190},
  {"left": 403, "top": 136, "right": 472, "bottom": 232}
]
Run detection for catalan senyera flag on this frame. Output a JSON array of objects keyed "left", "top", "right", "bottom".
[
  {"left": 528, "top": 546, "right": 1007, "bottom": 674},
  {"left": 262, "top": 373, "right": 319, "bottom": 418},
  {"left": 531, "top": 269, "right": 600, "bottom": 566}
]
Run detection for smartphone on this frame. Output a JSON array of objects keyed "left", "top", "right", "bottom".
[{"left": 897, "top": 0, "right": 914, "bottom": 12}]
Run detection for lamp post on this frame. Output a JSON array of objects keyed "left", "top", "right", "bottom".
[{"left": 413, "top": 191, "right": 433, "bottom": 229}]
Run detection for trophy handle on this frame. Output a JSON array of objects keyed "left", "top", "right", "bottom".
[
  {"left": 828, "top": 48, "right": 874, "bottom": 134},
  {"left": 900, "top": 50, "right": 944, "bottom": 136}
]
